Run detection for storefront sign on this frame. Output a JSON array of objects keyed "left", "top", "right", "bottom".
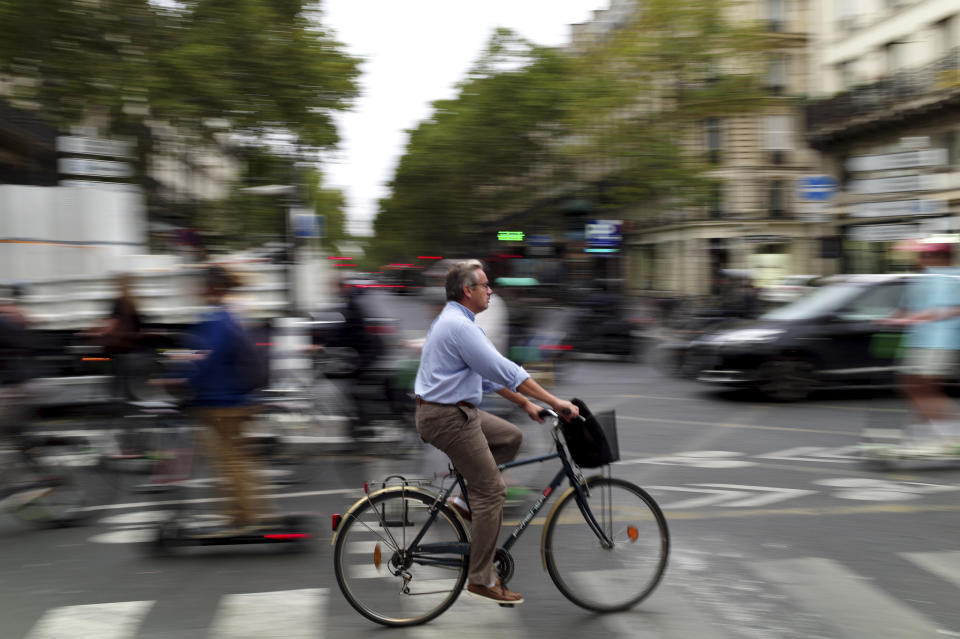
[
  {"left": 849, "top": 199, "right": 947, "bottom": 218},
  {"left": 848, "top": 172, "right": 953, "bottom": 195},
  {"left": 585, "top": 219, "right": 622, "bottom": 248},
  {"left": 58, "top": 157, "right": 134, "bottom": 179},
  {"left": 849, "top": 224, "right": 922, "bottom": 242},
  {"left": 56, "top": 135, "right": 134, "bottom": 158},
  {"left": 846, "top": 148, "right": 948, "bottom": 172}
]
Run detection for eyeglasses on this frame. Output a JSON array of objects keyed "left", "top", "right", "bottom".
[{"left": 472, "top": 282, "right": 492, "bottom": 291}]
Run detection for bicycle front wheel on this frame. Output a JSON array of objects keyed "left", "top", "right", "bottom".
[
  {"left": 333, "top": 490, "right": 468, "bottom": 627},
  {"left": 543, "top": 475, "right": 669, "bottom": 612}
]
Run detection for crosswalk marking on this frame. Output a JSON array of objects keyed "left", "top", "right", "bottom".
[
  {"left": 902, "top": 551, "right": 960, "bottom": 589},
  {"left": 207, "top": 589, "right": 325, "bottom": 639},
  {"left": 408, "top": 594, "right": 512, "bottom": 638},
  {"left": 24, "top": 601, "right": 154, "bottom": 639},
  {"left": 13, "top": 553, "right": 960, "bottom": 637},
  {"left": 570, "top": 570, "right": 732, "bottom": 638},
  {"left": 599, "top": 584, "right": 734, "bottom": 639},
  {"left": 750, "top": 557, "right": 943, "bottom": 639}
]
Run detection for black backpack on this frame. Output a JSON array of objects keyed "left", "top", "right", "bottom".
[
  {"left": 234, "top": 321, "right": 270, "bottom": 394},
  {"left": 561, "top": 398, "right": 619, "bottom": 468}
]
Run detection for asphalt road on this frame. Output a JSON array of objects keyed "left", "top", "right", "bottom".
[{"left": 3, "top": 294, "right": 960, "bottom": 638}]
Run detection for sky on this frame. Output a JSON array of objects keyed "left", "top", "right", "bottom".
[{"left": 320, "top": 0, "right": 611, "bottom": 237}]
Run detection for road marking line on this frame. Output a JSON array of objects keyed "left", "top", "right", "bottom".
[
  {"left": 619, "top": 414, "right": 850, "bottom": 436},
  {"left": 750, "top": 557, "right": 940, "bottom": 638},
  {"left": 208, "top": 589, "right": 325, "bottom": 639},
  {"left": 901, "top": 551, "right": 960, "bottom": 589},
  {"left": 25, "top": 601, "right": 154, "bottom": 639}
]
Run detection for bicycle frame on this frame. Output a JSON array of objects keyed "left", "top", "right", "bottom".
[{"left": 402, "top": 425, "right": 615, "bottom": 569}]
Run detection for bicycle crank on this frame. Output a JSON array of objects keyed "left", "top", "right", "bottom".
[{"left": 493, "top": 548, "right": 515, "bottom": 584}]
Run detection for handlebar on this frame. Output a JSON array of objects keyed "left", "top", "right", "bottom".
[{"left": 537, "top": 407, "right": 581, "bottom": 422}]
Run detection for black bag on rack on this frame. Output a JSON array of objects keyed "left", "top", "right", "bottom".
[{"left": 561, "top": 398, "right": 619, "bottom": 468}]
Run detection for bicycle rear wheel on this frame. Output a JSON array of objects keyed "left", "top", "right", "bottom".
[
  {"left": 333, "top": 490, "right": 468, "bottom": 627},
  {"left": 543, "top": 475, "right": 669, "bottom": 612}
]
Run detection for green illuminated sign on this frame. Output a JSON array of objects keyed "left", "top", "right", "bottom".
[{"left": 497, "top": 231, "right": 525, "bottom": 241}]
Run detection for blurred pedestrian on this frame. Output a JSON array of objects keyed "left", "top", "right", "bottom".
[
  {"left": 884, "top": 242, "right": 960, "bottom": 451},
  {"left": 414, "top": 259, "right": 578, "bottom": 604},
  {"left": 184, "top": 265, "right": 267, "bottom": 532},
  {"left": 85, "top": 273, "right": 144, "bottom": 404},
  {"left": 0, "top": 284, "right": 37, "bottom": 443}
]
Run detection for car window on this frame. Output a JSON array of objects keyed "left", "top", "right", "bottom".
[
  {"left": 762, "top": 283, "right": 863, "bottom": 320},
  {"left": 836, "top": 283, "right": 905, "bottom": 321}
]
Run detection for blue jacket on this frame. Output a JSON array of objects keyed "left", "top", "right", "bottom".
[{"left": 186, "top": 307, "right": 254, "bottom": 407}]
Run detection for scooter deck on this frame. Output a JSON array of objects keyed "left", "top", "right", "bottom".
[{"left": 157, "top": 513, "right": 315, "bottom": 548}]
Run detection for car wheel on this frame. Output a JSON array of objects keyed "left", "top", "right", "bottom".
[{"left": 756, "top": 358, "right": 816, "bottom": 402}]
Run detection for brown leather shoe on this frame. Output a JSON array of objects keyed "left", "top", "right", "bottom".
[
  {"left": 446, "top": 498, "right": 471, "bottom": 522},
  {"left": 466, "top": 579, "right": 524, "bottom": 604}
]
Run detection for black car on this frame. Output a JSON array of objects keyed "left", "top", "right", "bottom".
[{"left": 691, "top": 274, "right": 913, "bottom": 401}]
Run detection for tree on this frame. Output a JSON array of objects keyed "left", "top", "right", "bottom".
[
  {"left": 369, "top": 0, "right": 769, "bottom": 260},
  {"left": 0, "top": 0, "right": 360, "bottom": 227},
  {"left": 556, "top": 0, "right": 768, "bottom": 212},
  {"left": 369, "top": 29, "right": 578, "bottom": 263}
]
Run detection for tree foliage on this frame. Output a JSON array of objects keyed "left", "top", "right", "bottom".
[
  {"left": 0, "top": 0, "right": 359, "bottom": 149},
  {"left": 0, "top": 0, "right": 360, "bottom": 237},
  {"left": 370, "top": 0, "right": 769, "bottom": 261}
]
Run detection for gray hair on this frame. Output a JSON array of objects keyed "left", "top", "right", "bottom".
[{"left": 445, "top": 259, "right": 484, "bottom": 302}]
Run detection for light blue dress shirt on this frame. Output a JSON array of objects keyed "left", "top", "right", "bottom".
[
  {"left": 904, "top": 268, "right": 960, "bottom": 349},
  {"left": 415, "top": 301, "right": 530, "bottom": 406}
]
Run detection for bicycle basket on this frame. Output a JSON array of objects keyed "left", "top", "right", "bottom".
[{"left": 562, "top": 398, "right": 619, "bottom": 468}]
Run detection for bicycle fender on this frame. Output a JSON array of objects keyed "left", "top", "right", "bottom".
[
  {"left": 538, "top": 475, "right": 604, "bottom": 570},
  {"left": 331, "top": 485, "right": 440, "bottom": 546}
]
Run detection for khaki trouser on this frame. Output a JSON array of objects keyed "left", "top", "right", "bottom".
[
  {"left": 415, "top": 403, "right": 522, "bottom": 586},
  {"left": 192, "top": 406, "right": 261, "bottom": 526}
]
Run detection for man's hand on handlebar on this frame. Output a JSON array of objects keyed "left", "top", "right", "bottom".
[{"left": 553, "top": 399, "right": 579, "bottom": 421}]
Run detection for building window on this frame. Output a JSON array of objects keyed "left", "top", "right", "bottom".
[
  {"left": 836, "top": 60, "right": 855, "bottom": 89},
  {"left": 705, "top": 117, "right": 723, "bottom": 164},
  {"left": 934, "top": 18, "right": 954, "bottom": 56},
  {"left": 763, "top": 115, "right": 793, "bottom": 164},
  {"left": 884, "top": 41, "right": 905, "bottom": 74},
  {"left": 767, "top": 54, "right": 789, "bottom": 94},
  {"left": 768, "top": 180, "right": 787, "bottom": 218},
  {"left": 709, "top": 182, "right": 726, "bottom": 218},
  {"left": 767, "top": 0, "right": 785, "bottom": 32}
]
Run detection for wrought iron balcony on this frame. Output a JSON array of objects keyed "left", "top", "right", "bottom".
[{"left": 805, "top": 47, "right": 960, "bottom": 147}]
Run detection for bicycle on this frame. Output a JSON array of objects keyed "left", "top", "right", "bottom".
[
  {"left": 331, "top": 407, "right": 670, "bottom": 626},
  {"left": 0, "top": 425, "right": 115, "bottom": 528}
]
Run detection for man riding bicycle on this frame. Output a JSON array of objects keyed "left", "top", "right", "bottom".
[{"left": 414, "top": 260, "right": 578, "bottom": 605}]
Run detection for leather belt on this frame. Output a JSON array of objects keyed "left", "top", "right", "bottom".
[{"left": 415, "top": 397, "right": 475, "bottom": 409}]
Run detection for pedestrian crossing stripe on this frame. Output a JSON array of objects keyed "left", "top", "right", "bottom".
[
  {"left": 208, "top": 589, "right": 325, "bottom": 639},
  {"left": 15, "top": 555, "right": 960, "bottom": 637},
  {"left": 24, "top": 601, "right": 154, "bottom": 639}
]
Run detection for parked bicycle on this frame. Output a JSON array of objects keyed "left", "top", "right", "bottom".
[{"left": 331, "top": 406, "right": 670, "bottom": 626}]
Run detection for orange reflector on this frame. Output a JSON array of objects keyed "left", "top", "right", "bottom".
[
  {"left": 373, "top": 542, "right": 382, "bottom": 571},
  {"left": 82, "top": 357, "right": 111, "bottom": 362},
  {"left": 627, "top": 525, "right": 639, "bottom": 542}
]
